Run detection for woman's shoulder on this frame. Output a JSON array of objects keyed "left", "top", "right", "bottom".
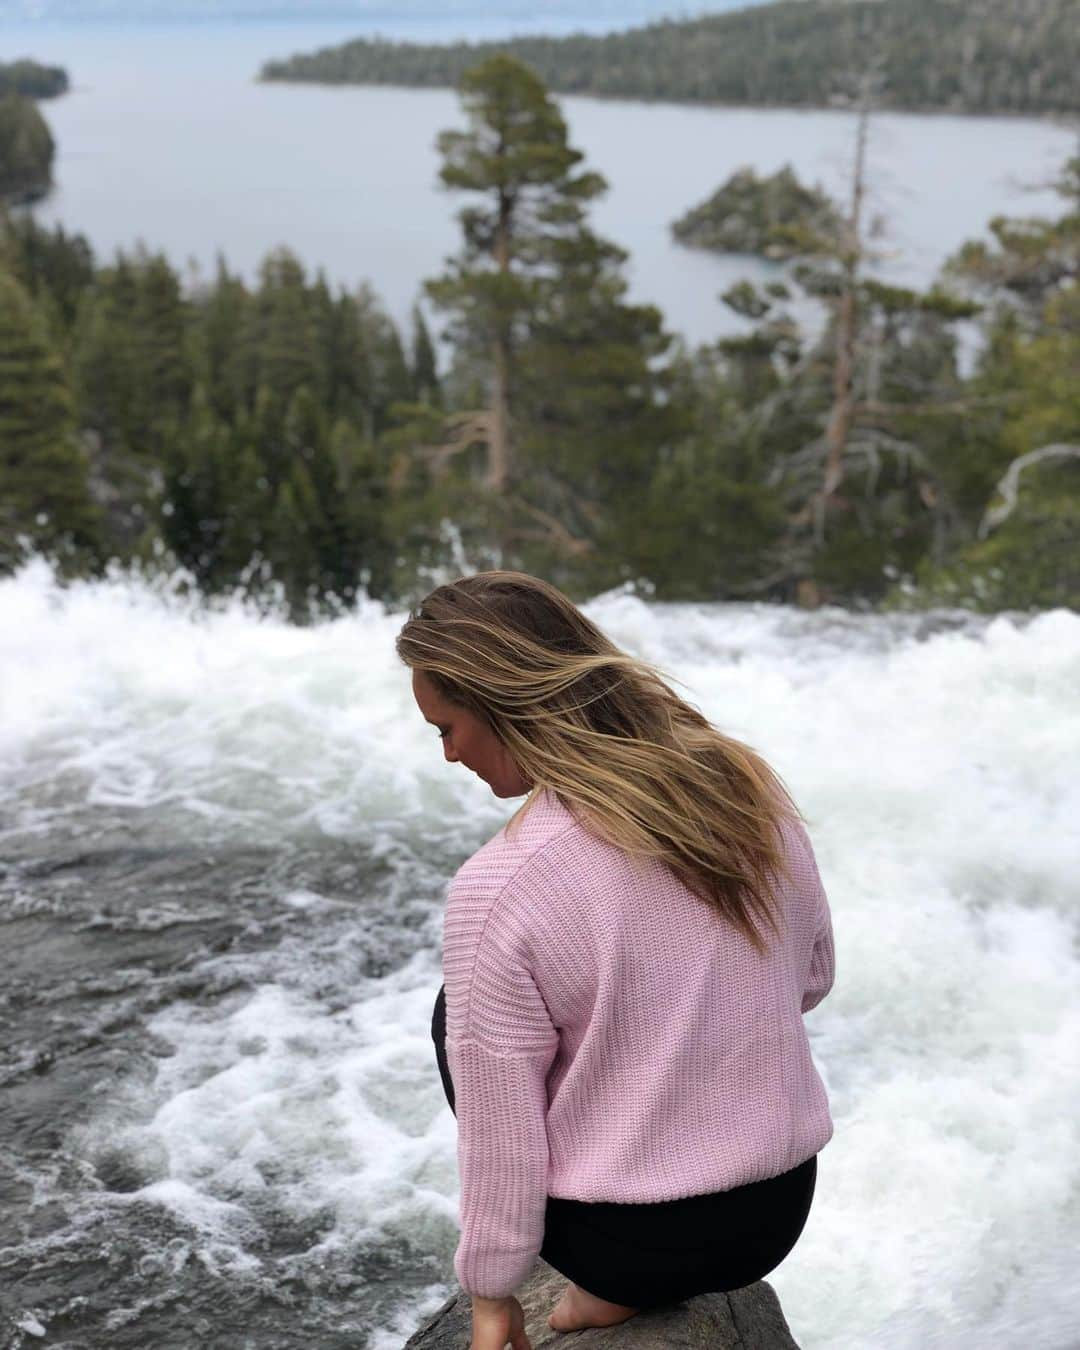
[
  {"left": 457, "top": 786, "right": 580, "bottom": 862},
  {"left": 774, "top": 811, "right": 825, "bottom": 874},
  {"left": 449, "top": 789, "right": 587, "bottom": 910}
]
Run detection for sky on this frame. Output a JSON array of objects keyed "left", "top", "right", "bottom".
[{"left": 0, "top": 0, "right": 764, "bottom": 21}]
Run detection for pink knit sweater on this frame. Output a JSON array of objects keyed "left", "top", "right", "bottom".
[{"left": 442, "top": 787, "right": 835, "bottom": 1299}]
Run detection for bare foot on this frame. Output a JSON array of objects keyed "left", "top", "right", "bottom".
[{"left": 548, "top": 1280, "right": 640, "bottom": 1333}]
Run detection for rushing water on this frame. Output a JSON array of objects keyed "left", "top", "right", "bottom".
[
  {"left": 1, "top": 559, "right": 1077, "bottom": 1348},
  {"left": 8, "top": 18, "right": 1077, "bottom": 346}
]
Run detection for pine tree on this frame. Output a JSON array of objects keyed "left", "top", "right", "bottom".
[
  {"left": 326, "top": 289, "right": 375, "bottom": 431},
  {"left": 0, "top": 269, "right": 99, "bottom": 569},
  {"left": 327, "top": 416, "right": 390, "bottom": 598},
  {"left": 410, "top": 304, "right": 441, "bottom": 406},
  {"left": 355, "top": 284, "right": 413, "bottom": 433},
  {"left": 905, "top": 148, "right": 1080, "bottom": 607},
  {"left": 944, "top": 156, "right": 1080, "bottom": 318},
  {"left": 246, "top": 248, "right": 318, "bottom": 419},
  {"left": 129, "top": 250, "right": 193, "bottom": 448},
  {"left": 425, "top": 55, "right": 678, "bottom": 580},
  {"left": 195, "top": 255, "right": 250, "bottom": 421},
  {"left": 160, "top": 385, "right": 268, "bottom": 590},
  {"left": 266, "top": 462, "right": 321, "bottom": 615},
  {"left": 426, "top": 54, "right": 607, "bottom": 495},
  {"left": 3, "top": 214, "right": 95, "bottom": 332}
]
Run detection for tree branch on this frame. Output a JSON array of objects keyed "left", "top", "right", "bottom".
[{"left": 978, "top": 443, "right": 1080, "bottom": 538}]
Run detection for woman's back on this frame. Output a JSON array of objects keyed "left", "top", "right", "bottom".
[
  {"left": 402, "top": 569, "right": 834, "bottom": 1310},
  {"left": 443, "top": 787, "right": 834, "bottom": 1219}
]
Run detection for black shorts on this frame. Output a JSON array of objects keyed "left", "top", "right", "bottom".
[{"left": 432, "top": 983, "right": 817, "bottom": 1308}]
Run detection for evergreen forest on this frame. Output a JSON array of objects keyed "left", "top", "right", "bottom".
[
  {"left": 2, "top": 54, "right": 1078, "bottom": 617},
  {"left": 261, "top": 0, "right": 1080, "bottom": 118}
]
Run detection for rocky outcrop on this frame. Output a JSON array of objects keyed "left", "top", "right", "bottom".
[{"left": 404, "top": 1258, "right": 800, "bottom": 1348}]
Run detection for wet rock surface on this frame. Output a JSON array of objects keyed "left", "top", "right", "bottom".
[{"left": 403, "top": 1259, "right": 799, "bottom": 1349}]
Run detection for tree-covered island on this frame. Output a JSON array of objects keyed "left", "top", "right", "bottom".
[
  {"left": 0, "top": 60, "right": 67, "bottom": 204},
  {"left": 0, "top": 59, "right": 69, "bottom": 100},
  {"left": 0, "top": 92, "right": 57, "bottom": 204},
  {"left": 672, "top": 167, "right": 842, "bottom": 260},
  {"left": 259, "top": 0, "right": 1080, "bottom": 118}
]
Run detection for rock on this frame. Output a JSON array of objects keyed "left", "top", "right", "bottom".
[{"left": 403, "top": 1258, "right": 799, "bottom": 1348}]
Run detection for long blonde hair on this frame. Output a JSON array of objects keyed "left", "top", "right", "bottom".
[{"left": 396, "top": 571, "right": 800, "bottom": 951}]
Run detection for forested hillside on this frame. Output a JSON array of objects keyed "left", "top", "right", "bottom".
[
  {"left": 260, "top": 0, "right": 1080, "bottom": 117},
  {"left": 4, "top": 56, "right": 1078, "bottom": 614}
]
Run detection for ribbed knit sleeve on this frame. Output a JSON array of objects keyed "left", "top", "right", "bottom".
[
  {"left": 443, "top": 855, "right": 560, "bottom": 1299},
  {"left": 796, "top": 827, "right": 836, "bottom": 1014},
  {"left": 801, "top": 901, "right": 836, "bottom": 1013}
]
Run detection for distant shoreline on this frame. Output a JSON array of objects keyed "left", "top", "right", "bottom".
[
  {"left": 258, "top": 0, "right": 1080, "bottom": 122},
  {"left": 257, "top": 73, "right": 1078, "bottom": 129}
]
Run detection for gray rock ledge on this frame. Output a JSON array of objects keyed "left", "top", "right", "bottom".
[{"left": 404, "top": 1258, "right": 800, "bottom": 1348}]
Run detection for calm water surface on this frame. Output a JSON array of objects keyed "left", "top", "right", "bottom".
[{"left": 9, "top": 19, "right": 1077, "bottom": 344}]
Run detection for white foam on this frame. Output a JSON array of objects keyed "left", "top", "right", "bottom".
[
  {"left": 125, "top": 955, "right": 458, "bottom": 1252},
  {"left": 3, "top": 561, "right": 1078, "bottom": 1347},
  {"left": 0, "top": 557, "right": 505, "bottom": 856}
]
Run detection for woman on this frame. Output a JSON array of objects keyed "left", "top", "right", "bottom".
[{"left": 398, "top": 571, "right": 835, "bottom": 1350}]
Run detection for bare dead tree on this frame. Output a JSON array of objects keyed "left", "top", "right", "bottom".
[
  {"left": 817, "top": 64, "right": 880, "bottom": 542},
  {"left": 489, "top": 176, "right": 513, "bottom": 495}
]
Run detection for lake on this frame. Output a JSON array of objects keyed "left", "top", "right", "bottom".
[{"left": 9, "top": 18, "right": 1077, "bottom": 346}]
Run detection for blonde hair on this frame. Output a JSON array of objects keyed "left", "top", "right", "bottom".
[{"left": 396, "top": 570, "right": 800, "bottom": 951}]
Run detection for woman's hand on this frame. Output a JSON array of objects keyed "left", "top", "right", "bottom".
[{"left": 469, "top": 1294, "right": 532, "bottom": 1350}]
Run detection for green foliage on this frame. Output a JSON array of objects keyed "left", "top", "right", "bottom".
[
  {"left": 1, "top": 221, "right": 413, "bottom": 612},
  {"left": 4, "top": 214, "right": 94, "bottom": 331},
  {"left": 0, "top": 269, "right": 99, "bottom": 570},
  {"left": 904, "top": 455, "right": 1080, "bottom": 611},
  {"left": 410, "top": 306, "right": 441, "bottom": 407},
  {"left": 944, "top": 158, "right": 1079, "bottom": 316},
  {"left": 0, "top": 60, "right": 68, "bottom": 100},
  {"left": 242, "top": 248, "right": 319, "bottom": 419},
  {"left": 894, "top": 186, "right": 1080, "bottom": 610},
  {"left": 626, "top": 444, "right": 787, "bottom": 600},
  {"left": 260, "top": 0, "right": 1080, "bottom": 117},
  {"left": 159, "top": 387, "right": 262, "bottom": 591},
  {"left": 0, "top": 92, "right": 55, "bottom": 203}
]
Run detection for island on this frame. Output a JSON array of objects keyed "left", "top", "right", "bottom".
[
  {"left": 0, "top": 59, "right": 69, "bottom": 100},
  {"left": 0, "top": 92, "right": 57, "bottom": 204},
  {"left": 672, "top": 166, "right": 842, "bottom": 260}
]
